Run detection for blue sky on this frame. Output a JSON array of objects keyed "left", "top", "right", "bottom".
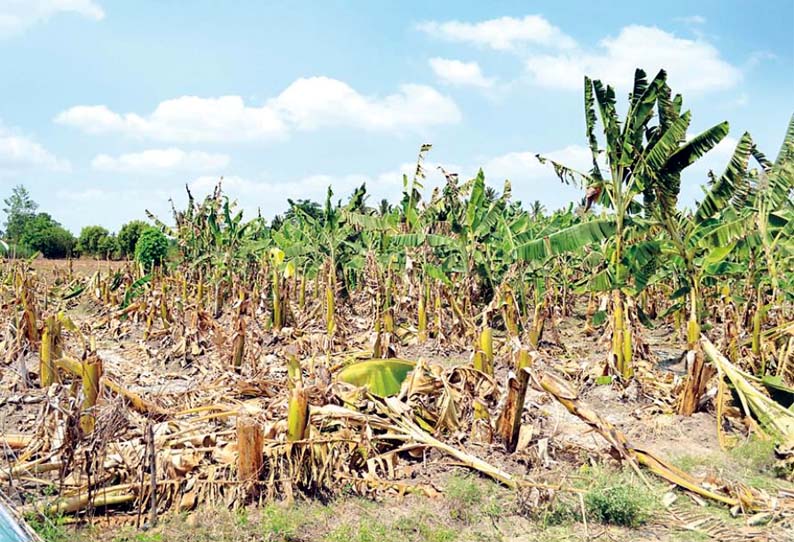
[{"left": 0, "top": 0, "right": 792, "bottom": 233}]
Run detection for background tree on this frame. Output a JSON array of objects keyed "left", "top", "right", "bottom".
[
  {"left": 3, "top": 185, "right": 38, "bottom": 243},
  {"left": 77, "top": 225, "right": 111, "bottom": 257},
  {"left": 98, "top": 234, "right": 121, "bottom": 260},
  {"left": 284, "top": 199, "right": 323, "bottom": 222},
  {"left": 135, "top": 228, "right": 169, "bottom": 270},
  {"left": 117, "top": 220, "right": 148, "bottom": 258},
  {"left": 529, "top": 200, "right": 546, "bottom": 220},
  {"left": 19, "top": 213, "right": 75, "bottom": 258}
]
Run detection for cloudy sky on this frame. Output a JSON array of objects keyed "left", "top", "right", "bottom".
[{"left": 0, "top": 0, "right": 792, "bottom": 232}]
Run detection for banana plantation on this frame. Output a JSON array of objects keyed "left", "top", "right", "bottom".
[{"left": 2, "top": 69, "right": 794, "bottom": 540}]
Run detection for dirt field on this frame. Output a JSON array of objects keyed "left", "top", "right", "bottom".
[
  {"left": 29, "top": 258, "right": 129, "bottom": 274},
  {"left": 2, "top": 260, "right": 792, "bottom": 542}
]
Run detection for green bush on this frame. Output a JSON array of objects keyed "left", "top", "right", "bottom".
[
  {"left": 583, "top": 479, "right": 652, "bottom": 527},
  {"left": 543, "top": 466, "right": 656, "bottom": 528},
  {"left": 118, "top": 220, "right": 149, "bottom": 258},
  {"left": 134, "top": 228, "right": 168, "bottom": 270},
  {"left": 0, "top": 242, "right": 37, "bottom": 259},
  {"left": 76, "top": 225, "right": 111, "bottom": 256},
  {"left": 98, "top": 234, "right": 121, "bottom": 260},
  {"left": 18, "top": 213, "right": 75, "bottom": 258},
  {"left": 25, "top": 512, "right": 71, "bottom": 542}
]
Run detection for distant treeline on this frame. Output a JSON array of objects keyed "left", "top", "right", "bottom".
[{"left": 1, "top": 184, "right": 150, "bottom": 260}]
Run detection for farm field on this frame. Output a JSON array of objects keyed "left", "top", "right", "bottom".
[
  {"left": 3, "top": 86, "right": 794, "bottom": 540},
  {"left": 4, "top": 256, "right": 793, "bottom": 542}
]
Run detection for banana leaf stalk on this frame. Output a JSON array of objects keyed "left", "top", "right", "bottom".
[
  {"left": 702, "top": 337, "right": 794, "bottom": 445},
  {"left": 378, "top": 399, "right": 515, "bottom": 488},
  {"left": 326, "top": 260, "right": 336, "bottom": 338},
  {"left": 477, "top": 327, "right": 494, "bottom": 376},
  {"left": 287, "top": 387, "right": 309, "bottom": 441},
  {"left": 230, "top": 315, "right": 245, "bottom": 372},
  {"left": 39, "top": 316, "right": 61, "bottom": 387},
  {"left": 272, "top": 263, "right": 282, "bottom": 330},
  {"left": 57, "top": 357, "right": 169, "bottom": 418},
  {"left": 28, "top": 484, "right": 138, "bottom": 515},
  {"left": 495, "top": 368, "right": 530, "bottom": 452},
  {"left": 501, "top": 287, "right": 520, "bottom": 339},
  {"left": 677, "top": 347, "right": 715, "bottom": 417},
  {"left": 529, "top": 298, "right": 544, "bottom": 348},
  {"left": 236, "top": 416, "right": 264, "bottom": 490},
  {"left": 417, "top": 280, "right": 428, "bottom": 343},
  {"left": 80, "top": 355, "right": 103, "bottom": 434},
  {"left": 383, "top": 267, "right": 394, "bottom": 333},
  {"left": 612, "top": 293, "right": 633, "bottom": 379},
  {"left": 433, "top": 285, "right": 442, "bottom": 338},
  {"left": 535, "top": 370, "right": 741, "bottom": 508}
]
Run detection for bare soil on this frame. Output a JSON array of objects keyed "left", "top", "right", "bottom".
[{"left": 3, "top": 263, "right": 792, "bottom": 542}]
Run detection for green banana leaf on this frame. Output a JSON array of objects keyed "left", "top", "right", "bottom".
[{"left": 337, "top": 359, "right": 416, "bottom": 397}]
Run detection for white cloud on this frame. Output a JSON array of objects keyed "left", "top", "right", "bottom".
[
  {"left": 55, "top": 77, "right": 460, "bottom": 142},
  {"left": 524, "top": 25, "right": 741, "bottom": 94},
  {"left": 269, "top": 77, "right": 460, "bottom": 130},
  {"left": 675, "top": 15, "right": 706, "bottom": 25},
  {"left": 0, "top": 124, "right": 70, "bottom": 174},
  {"left": 0, "top": 0, "right": 104, "bottom": 37},
  {"left": 417, "top": 15, "right": 576, "bottom": 51},
  {"left": 91, "top": 148, "right": 230, "bottom": 174},
  {"left": 429, "top": 58, "right": 494, "bottom": 88},
  {"left": 55, "top": 97, "right": 286, "bottom": 143}
]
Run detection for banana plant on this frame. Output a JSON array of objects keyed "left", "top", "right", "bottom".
[{"left": 538, "top": 68, "right": 729, "bottom": 379}]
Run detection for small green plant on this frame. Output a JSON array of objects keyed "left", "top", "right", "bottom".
[
  {"left": 582, "top": 468, "right": 655, "bottom": 528},
  {"left": 585, "top": 483, "right": 649, "bottom": 527},
  {"left": 261, "top": 504, "right": 300, "bottom": 541},
  {"left": 25, "top": 512, "right": 72, "bottom": 542},
  {"left": 235, "top": 507, "right": 249, "bottom": 527},
  {"left": 729, "top": 437, "right": 776, "bottom": 472},
  {"left": 134, "top": 228, "right": 168, "bottom": 271},
  {"left": 542, "top": 465, "right": 659, "bottom": 528},
  {"left": 324, "top": 519, "right": 390, "bottom": 542},
  {"left": 542, "top": 498, "right": 579, "bottom": 527},
  {"left": 445, "top": 473, "right": 483, "bottom": 522}
]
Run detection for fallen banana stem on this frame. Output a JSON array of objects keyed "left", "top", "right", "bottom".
[
  {"left": 1, "top": 461, "right": 63, "bottom": 481},
  {"left": 702, "top": 337, "right": 794, "bottom": 445},
  {"left": 56, "top": 356, "right": 170, "bottom": 418},
  {"left": 533, "top": 369, "right": 741, "bottom": 508},
  {"left": 377, "top": 397, "right": 516, "bottom": 488},
  {"left": 0, "top": 434, "right": 33, "bottom": 449},
  {"left": 27, "top": 484, "right": 139, "bottom": 515}
]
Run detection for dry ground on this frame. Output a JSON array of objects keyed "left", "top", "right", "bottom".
[
  {"left": 29, "top": 258, "right": 128, "bottom": 274},
  {"left": 4, "top": 261, "right": 793, "bottom": 542}
]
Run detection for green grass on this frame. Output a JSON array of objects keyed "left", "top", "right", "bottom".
[
  {"left": 584, "top": 481, "right": 651, "bottom": 527},
  {"left": 729, "top": 437, "right": 776, "bottom": 472},
  {"left": 324, "top": 518, "right": 391, "bottom": 542},
  {"left": 541, "top": 465, "right": 659, "bottom": 528},
  {"left": 260, "top": 503, "right": 305, "bottom": 541},
  {"left": 25, "top": 512, "right": 78, "bottom": 542},
  {"left": 393, "top": 515, "right": 457, "bottom": 542},
  {"left": 443, "top": 473, "right": 508, "bottom": 524},
  {"left": 674, "top": 437, "right": 787, "bottom": 491}
]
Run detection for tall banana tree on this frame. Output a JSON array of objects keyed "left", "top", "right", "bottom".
[{"left": 539, "top": 68, "right": 729, "bottom": 378}]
